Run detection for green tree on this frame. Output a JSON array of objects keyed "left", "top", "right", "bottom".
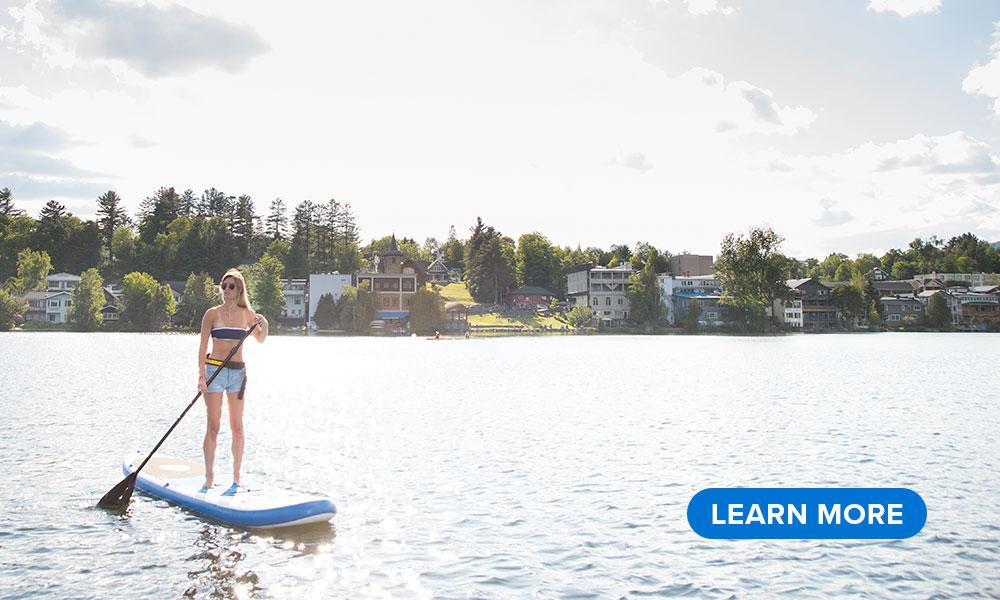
[
  {"left": 314, "top": 292, "right": 338, "bottom": 330},
  {"left": 0, "top": 187, "right": 22, "bottom": 217},
  {"left": 247, "top": 254, "right": 286, "bottom": 325},
  {"left": 891, "top": 260, "right": 918, "bottom": 280},
  {"left": 409, "top": 286, "right": 445, "bottom": 335},
  {"left": 681, "top": 299, "right": 702, "bottom": 334},
  {"left": 626, "top": 250, "right": 665, "bottom": 328},
  {"left": 516, "top": 232, "right": 562, "bottom": 296},
  {"left": 233, "top": 195, "right": 256, "bottom": 259},
  {"left": 925, "top": 293, "right": 952, "bottom": 330},
  {"left": 832, "top": 284, "right": 865, "bottom": 325},
  {"left": 715, "top": 227, "right": 792, "bottom": 332},
  {"left": 264, "top": 238, "right": 291, "bottom": 266},
  {"left": 566, "top": 305, "right": 593, "bottom": 328},
  {"left": 338, "top": 280, "right": 377, "bottom": 333},
  {"left": 465, "top": 218, "right": 514, "bottom": 305},
  {"left": 442, "top": 225, "right": 465, "bottom": 273},
  {"left": 0, "top": 287, "right": 27, "bottom": 330},
  {"left": 265, "top": 197, "right": 288, "bottom": 240},
  {"left": 96, "top": 190, "right": 128, "bottom": 263},
  {"left": 12, "top": 249, "right": 53, "bottom": 294},
  {"left": 177, "top": 272, "right": 220, "bottom": 328},
  {"left": 0, "top": 213, "right": 35, "bottom": 281},
  {"left": 69, "top": 268, "right": 104, "bottom": 331},
  {"left": 138, "top": 187, "right": 181, "bottom": 243},
  {"left": 120, "top": 272, "right": 175, "bottom": 331}
]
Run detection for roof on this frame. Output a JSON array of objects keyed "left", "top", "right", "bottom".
[
  {"left": 47, "top": 272, "right": 81, "bottom": 280},
  {"left": 879, "top": 296, "right": 921, "bottom": 305},
  {"left": 375, "top": 310, "right": 408, "bottom": 319},
  {"left": 511, "top": 285, "right": 554, "bottom": 296},
  {"left": 873, "top": 280, "right": 917, "bottom": 291},
  {"left": 426, "top": 258, "right": 449, "bottom": 272},
  {"left": 567, "top": 262, "right": 595, "bottom": 274},
  {"left": 444, "top": 301, "right": 467, "bottom": 311},
  {"left": 674, "top": 292, "right": 722, "bottom": 299},
  {"left": 971, "top": 285, "right": 999, "bottom": 293}
]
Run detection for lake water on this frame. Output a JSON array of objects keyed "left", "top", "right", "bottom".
[{"left": 0, "top": 332, "right": 998, "bottom": 598}]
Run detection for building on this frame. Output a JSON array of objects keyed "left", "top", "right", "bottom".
[
  {"left": 507, "top": 285, "right": 555, "bottom": 309},
  {"left": 566, "top": 263, "right": 633, "bottom": 326},
  {"left": 670, "top": 254, "right": 714, "bottom": 277},
  {"left": 869, "top": 267, "right": 893, "bottom": 281},
  {"left": 657, "top": 274, "right": 722, "bottom": 325},
  {"left": 872, "top": 279, "right": 918, "bottom": 298},
  {"left": 46, "top": 272, "right": 80, "bottom": 292},
  {"left": 953, "top": 291, "right": 1000, "bottom": 329},
  {"left": 307, "top": 273, "right": 354, "bottom": 326},
  {"left": 100, "top": 287, "right": 121, "bottom": 323},
  {"left": 914, "top": 272, "right": 996, "bottom": 288},
  {"left": 21, "top": 291, "right": 48, "bottom": 322},
  {"left": 786, "top": 278, "right": 838, "bottom": 331},
  {"left": 916, "top": 290, "right": 961, "bottom": 327},
  {"left": 279, "top": 278, "right": 307, "bottom": 325},
  {"left": 425, "top": 256, "right": 450, "bottom": 283},
  {"left": 444, "top": 302, "right": 468, "bottom": 332},
  {"left": 356, "top": 235, "right": 426, "bottom": 331},
  {"left": 879, "top": 296, "right": 924, "bottom": 328},
  {"left": 44, "top": 290, "right": 74, "bottom": 323}
]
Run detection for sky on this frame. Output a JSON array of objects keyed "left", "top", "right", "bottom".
[{"left": 2, "top": 0, "right": 1000, "bottom": 259}]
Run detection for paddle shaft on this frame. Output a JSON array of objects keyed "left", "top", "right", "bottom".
[{"left": 131, "top": 321, "right": 260, "bottom": 476}]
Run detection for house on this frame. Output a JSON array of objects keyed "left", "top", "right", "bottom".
[
  {"left": 566, "top": 263, "right": 633, "bottom": 326},
  {"left": 356, "top": 235, "right": 427, "bottom": 331},
  {"left": 669, "top": 254, "right": 714, "bottom": 277},
  {"left": 916, "top": 290, "right": 961, "bottom": 327},
  {"left": 786, "top": 278, "right": 838, "bottom": 331},
  {"left": 869, "top": 267, "right": 893, "bottom": 281},
  {"left": 425, "top": 255, "right": 450, "bottom": 283},
  {"left": 657, "top": 274, "right": 722, "bottom": 325},
  {"left": 953, "top": 291, "right": 1000, "bottom": 329},
  {"left": 46, "top": 272, "right": 80, "bottom": 292},
  {"left": 21, "top": 291, "right": 49, "bottom": 322},
  {"left": 307, "top": 272, "right": 354, "bottom": 326},
  {"left": 879, "top": 296, "right": 924, "bottom": 328},
  {"left": 100, "top": 287, "right": 121, "bottom": 323},
  {"left": 44, "top": 290, "right": 74, "bottom": 323},
  {"left": 444, "top": 302, "right": 468, "bottom": 332},
  {"left": 872, "top": 279, "right": 919, "bottom": 298},
  {"left": 507, "top": 285, "right": 554, "bottom": 309},
  {"left": 914, "top": 272, "right": 997, "bottom": 288},
  {"left": 279, "top": 278, "right": 307, "bottom": 325}
]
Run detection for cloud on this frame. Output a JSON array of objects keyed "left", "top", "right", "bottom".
[
  {"left": 0, "top": 147, "right": 105, "bottom": 177},
  {"left": 683, "top": 0, "right": 736, "bottom": 17},
  {"left": 10, "top": 0, "right": 269, "bottom": 79},
  {"left": 0, "top": 119, "right": 77, "bottom": 151},
  {"left": 677, "top": 69, "right": 816, "bottom": 136},
  {"left": 866, "top": 0, "right": 942, "bottom": 17},
  {"left": 767, "top": 160, "right": 792, "bottom": 172},
  {"left": 623, "top": 152, "right": 653, "bottom": 173},
  {"left": 0, "top": 173, "right": 109, "bottom": 207},
  {"left": 963, "top": 22, "right": 1000, "bottom": 117},
  {"left": 862, "top": 132, "right": 999, "bottom": 175},
  {"left": 814, "top": 197, "right": 853, "bottom": 227},
  {"left": 129, "top": 133, "right": 156, "bottom": 149}
]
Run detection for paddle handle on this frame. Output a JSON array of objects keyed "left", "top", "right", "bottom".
[{"left": 132, "top": 321, "right": 260, "bottom": 476}]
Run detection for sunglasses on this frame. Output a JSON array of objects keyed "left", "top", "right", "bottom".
[{"left": 221, "top": 282, "right": 239, "bottom": 291}]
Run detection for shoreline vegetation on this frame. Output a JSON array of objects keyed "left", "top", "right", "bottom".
[{"left": 2, "top": 186, "right": 999, "bottom": 335}]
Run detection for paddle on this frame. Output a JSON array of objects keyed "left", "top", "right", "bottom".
[{"left": 98, "top": 321, "right": 260, "bottom": 512}]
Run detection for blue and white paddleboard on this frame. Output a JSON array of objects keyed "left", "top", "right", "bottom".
[{"left": 122, "top": 452, "right": 336, "bottom": 529}]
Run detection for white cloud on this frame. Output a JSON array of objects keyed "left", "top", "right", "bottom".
[
  {"left": 866, "top": 0, "right": 942, "bottom": 17},
  {"left": 683, "top": 0, "right": 736, "bottom": 17},
  {"left": 963, "top": 22, "right": 1000, "bottom": 116}
]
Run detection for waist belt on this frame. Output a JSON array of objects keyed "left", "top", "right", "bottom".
[
  {"left": 205, "top": 355, "right": 248, "bottom": 399},
  {"left": 205, "top": 356, "right": 245, "bottom": 369}
]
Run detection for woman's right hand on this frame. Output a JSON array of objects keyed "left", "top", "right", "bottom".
[{"left": 198, "top": 375, "right": 207, "bottom": 393}]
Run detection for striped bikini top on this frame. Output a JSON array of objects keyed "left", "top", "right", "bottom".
[{"left": 211, "top": 326, "right": 248, "bottom": 340}]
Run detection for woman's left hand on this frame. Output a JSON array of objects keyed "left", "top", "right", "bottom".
[{"left": 254, "top": 313, "right": 268, "bottom": 328}]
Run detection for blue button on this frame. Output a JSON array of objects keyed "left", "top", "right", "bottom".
[{"left": 687, "top": 488, "right": 926, "bottom": 539}]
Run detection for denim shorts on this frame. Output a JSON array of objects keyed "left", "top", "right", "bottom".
[{"left": 205, "top": 364, "right": 245, "bottom": 395}]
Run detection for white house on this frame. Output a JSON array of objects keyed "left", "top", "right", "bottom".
[
  {"left": 307, "top": 273, "right": 354, "bottom": 325},
  {"left": 45, "top": 290, "right": 74, "bottom": 323},
  {"left": 46, "top": 272, "right": 80, "bottom": 291},
  {"left": 567, "top": 263, "right": 633, "bottom": 325},
  {"left": 657, "top": 274, "right": 722, "bottom": 324},
  {"left": 280, "top": 278, "right": 307, "bottom": 324}
]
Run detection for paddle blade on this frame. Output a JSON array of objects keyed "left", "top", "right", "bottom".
[{"left": 98, "top": 472, "right": 137, "bottom": 511}]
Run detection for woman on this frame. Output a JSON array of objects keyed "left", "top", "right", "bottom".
[{"left": 197, "top": 268, "right": 268, "bottom": 495}]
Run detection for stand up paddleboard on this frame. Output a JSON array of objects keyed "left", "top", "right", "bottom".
[{"left": 122, "top": 452, "right": 336, "bottom": 528}]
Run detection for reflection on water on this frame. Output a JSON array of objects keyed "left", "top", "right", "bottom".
[{"left": 1, "top": 332, "right": 999, "bottom": 597}]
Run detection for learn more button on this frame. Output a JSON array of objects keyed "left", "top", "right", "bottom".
[{"left": 687, "top": 488, "right": 926, "bottom": 539}]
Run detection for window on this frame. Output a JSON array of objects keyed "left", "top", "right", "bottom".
[
  {"left": 294, "top": 297, "right": 302, "bottom": 304},
  {"left": 606, "top": 297, "right": 611, "bottom": 306},
  {"left": 617, "top": 298, "right": 623, "bottom": 305},
  {"left": 49, "top": 314, "right": 56, "bottom": 322},
  {"left": 888, "top": 314, "right": 900, "bottom": 322},
  {"left": 592, "top": 297, "right": 598, "bottom": 306},
  {"left": 707, "top": 311, "right": 718, "bottom": 319},
  {"left": 49, "top": 300, "right": 59, "bottom": 307}
]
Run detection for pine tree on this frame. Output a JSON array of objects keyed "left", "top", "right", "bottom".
[
  {"left": 0, "top": 187, "right": 22, "bottom": 217},
  {"left": 233, "top": 195, "right": 256, "bottom": 259},
  {"left": 265, "top": 197, "right": 288, "bottom": 240},
  {"left": 288, "top": 201, "right": 316, "bottom": 277},
  {"left": 138, "top": 187, "right": 180, "bottom": 243},
  {"left": 336, "top": 202, "right": 361, "bottom": 273},
  {"left": 96, "top": 190, "right": 128, "bottom": 263},
  {"left": 178, "top": 189, "right": 197, "bottom": 217}
]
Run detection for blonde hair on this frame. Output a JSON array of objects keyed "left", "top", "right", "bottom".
[{"left": 221, "top": 268, "right": 253, "bottom": 311}]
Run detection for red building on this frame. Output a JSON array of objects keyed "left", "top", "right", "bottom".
[{"left": 507, "top": 285, "right": 555, "bottom": 309}]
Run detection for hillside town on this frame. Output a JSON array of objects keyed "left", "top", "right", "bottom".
[{"left": 11, "top": 238, "right": 1000, "bottom": 335}]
